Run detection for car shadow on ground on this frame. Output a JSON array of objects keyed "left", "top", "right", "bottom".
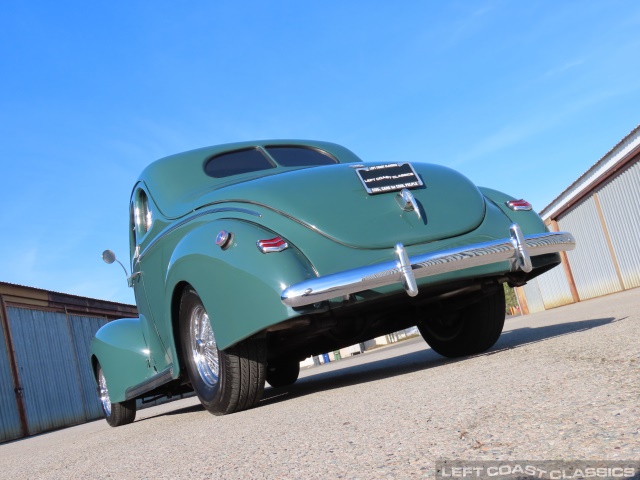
[
  {"left": 258, "top": 315, "right": 620, "bottom": 408},
  {"left": 155, "top": 315, "right": 621, "bottom": 419}
]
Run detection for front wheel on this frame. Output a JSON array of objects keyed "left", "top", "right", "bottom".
[
  {"left": 179, "top": 287, "right": 266, "bottom": 415},
  {"left": 418, "top": 288, "right": 505, "bottom": 358},
  {"left": 97, "top": 365, "right": 136, "bottom": 427}
]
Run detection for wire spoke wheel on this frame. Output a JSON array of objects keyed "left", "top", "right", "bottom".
[
  {"left": 189, "top": 305, "right": 219, "bottom": 387},
  {"left": 98, "top": 368, "right": 112, "bottom": 417},
  {"left": 179, "top": 287, "right": 266, "bottom": 415},
  {"left": 96, "top": 364, "right": 136, "bottom": 427}
]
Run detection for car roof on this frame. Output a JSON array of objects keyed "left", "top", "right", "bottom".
[{"left": 136, "top": 139, "right": 362, "bottom": 219}]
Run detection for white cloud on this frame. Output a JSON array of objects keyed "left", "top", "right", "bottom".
[
  {"left": 543, "top": 59, "right": 585, "bottom": 78},
  {"left": 452, "top": 87, "right": 625, "bottom": 167}
]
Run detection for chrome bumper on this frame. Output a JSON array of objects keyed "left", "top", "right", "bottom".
[{"left": 280, "top": 224, "right": 576, "bottom": 308}]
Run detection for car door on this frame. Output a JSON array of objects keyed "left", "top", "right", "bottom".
[{"left": 130, "top": 186, "right": 171, "bottom": 373}]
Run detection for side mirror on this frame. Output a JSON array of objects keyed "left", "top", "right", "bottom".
[
  {"left": 102, "top": 250, "right": 133, "bottom": 287},
  {"left": 102, "top": 250, "right": 117, "bottom": 264}
]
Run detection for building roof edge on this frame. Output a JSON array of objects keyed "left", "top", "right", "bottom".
[{"left": 540, "top": 124, "right": 640, "bottom": 221}]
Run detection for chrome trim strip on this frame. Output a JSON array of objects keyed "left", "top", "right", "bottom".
[
  {"left": 137, "top": 207, "right": 261, "bottom": 262},
  {"left": 125, "top": 367, "right": 173, "bottom": 400},
  {"left": 201, "top": 199, "right": 365, "bottom": 249},
  {"left": 280, "top": 224, "right": 576, "bottom": 308}
]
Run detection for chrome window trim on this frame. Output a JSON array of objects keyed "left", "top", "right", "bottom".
[
  {"left": 134, "top": 189, "right": 153, "bottom": 236},
  {"left": 263, "top": 145, "right": 339, "bottom": 167},
  {"left": 204, "top": 147, "right": 277, "bottom": 178}
]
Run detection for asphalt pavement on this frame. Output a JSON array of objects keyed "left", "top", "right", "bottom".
[{"left": 1, "top": 288, "right": 638, "bottom": 479}]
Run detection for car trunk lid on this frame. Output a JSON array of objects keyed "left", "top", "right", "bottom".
[{"left": 202, "top": 163, "right": 486, "bottom": 249}]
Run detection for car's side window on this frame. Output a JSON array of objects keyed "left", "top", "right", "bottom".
[
  {"left": 205, "top": 148, "right": 276, "bottom": 178},
  {"left": 129, "top": 201, "right": 137, "bottom": 254},
  {"left": 265, "top": 146, "right": 338, "bottom": 167},
  {"left": 133, "top": 188, "right": 153, "bottom": 240}
]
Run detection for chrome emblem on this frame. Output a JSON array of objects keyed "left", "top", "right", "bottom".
[
  {"left": 216, "top": 230, "right": 232, "bottom": 249},
  {"left": 395, "top": 188, "right": 422, "bottom": 220}
]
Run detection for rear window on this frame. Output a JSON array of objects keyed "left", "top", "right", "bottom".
[
  {"left": 204, "top": 148, "right": 275, "bottom": 178},
  {"left": 266, "top": 146, "right": 338, "bottom": 167}
]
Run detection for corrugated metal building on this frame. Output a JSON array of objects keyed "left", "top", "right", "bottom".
[
  {"left": 0, "top": 282, "right": 137, "bottom": 443},
  {"left": 517, "top": 125, "right": 640, "bottom": 313}
]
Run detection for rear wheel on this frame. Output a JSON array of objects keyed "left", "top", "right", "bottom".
[
  {"left": 179, "top": 287, "right": 266, "bottom": 415},
  {"left": 418, "top": 288, "right": 505, "bottom": 358},
  {"left": 266, "top": 360, "right": 300, "bottom": 388},
  {"left": 97, "top": 365, "right": 136, "bottom": 427}
]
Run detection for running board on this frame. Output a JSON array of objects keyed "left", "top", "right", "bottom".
[{"left": 125, "top": 366, "right": 174, "bottom": 400}]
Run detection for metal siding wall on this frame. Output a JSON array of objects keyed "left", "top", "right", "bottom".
[
  {"left": 69, "top": 315, "right": 108, "bottom": 420},
  {"left": 557, "top": 197, "right": 622, "bottom": 300},
  {"left": 536, "top": 262, "right": 575, "bottom": 309},
  {"left": 0, "top": 322, "right": 22, "bottom": 442},
  {"left": 522, "top": 278, "right": 546, "bottom": 313},
  {"left": 596, "top": 160, "right": 640, "bottom": 289},
  {"left": 7, "top": 307, "right": 86, "bottom": 435}
]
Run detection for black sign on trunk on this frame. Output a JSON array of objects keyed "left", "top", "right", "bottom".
[{"left": 355, "top": 163, "right": 423, "bottom": 194}]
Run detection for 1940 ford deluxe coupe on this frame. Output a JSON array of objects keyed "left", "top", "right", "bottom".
[{"left": 91, "top": 139, "right": 575, "bottom": 426}]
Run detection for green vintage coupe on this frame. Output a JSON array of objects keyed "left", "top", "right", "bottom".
[{"left": 91, "top": 140, "right": 575, "bottom": 426}]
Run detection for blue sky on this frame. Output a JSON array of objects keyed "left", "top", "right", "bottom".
[{"left": 1, "top": 1, "right": 639, "bottom": 305}]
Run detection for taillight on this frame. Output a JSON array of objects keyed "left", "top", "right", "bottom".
[
  {"left": 505, "top": 199, "right": 532, "bottom": 211},
  {"left": 257, "top": 237, "right": 289, "bottom": 253}
]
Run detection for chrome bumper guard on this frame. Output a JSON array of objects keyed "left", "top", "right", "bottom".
[{"left": 280, "top": 223, "right": 576, "bottom": 308}]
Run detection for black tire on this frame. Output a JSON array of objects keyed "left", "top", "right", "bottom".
[
  {"left": 418, "top": 288, "right": 505, "bottom": 358},
  {"left": 97, "top": 365, "right": 136, "bottom": 427},
  {"left": 266, "top": 360, "right": 300, "bottom": 388},
  {"left": 179, "top": 287, "right": 266, "bottom": 415}
]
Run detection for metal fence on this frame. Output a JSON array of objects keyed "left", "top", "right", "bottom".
[
  {"left": 0, "top": 307, "right": 108, "bottom": 443},
  {"left": 595, "top": 160, "right": 640, "bottom": 290},
  {"left": 522, "top": 149, "right": 639, "bottom": 312},
  {"left": 0, "top": 284, "right": 137, "bottom": 443}
]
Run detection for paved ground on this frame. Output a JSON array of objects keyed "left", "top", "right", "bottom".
[{"left": 1, "top": 288, "right": 638, "bottom": 479}]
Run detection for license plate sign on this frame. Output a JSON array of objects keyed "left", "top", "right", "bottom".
[{"left": 355, "top": 163, "right": 423, "bottom": 194}]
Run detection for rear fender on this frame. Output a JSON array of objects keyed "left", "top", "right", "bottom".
[
  {"left": 164, "top": 219, "right": 317, "bottom": 359},
  {"left": 90, "top": 317, "right": 151, "bottom": 403},
  {"left": 480, "top": 187, "right": 547, "bottom": 234}
]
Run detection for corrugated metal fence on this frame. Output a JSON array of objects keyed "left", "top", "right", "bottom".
[
  {"left": 522, "top": 154, "right": 640, "bottom": 311},
  {"left": 0, "top": 307, "right": 107, "bottom": 443},
  {"left": 595, "top": 160, "right": 640, "bottom": 290},
  {"left": 555, "top": 159, "right": 640, "bottom": 301},
  {"left": 558, "top": 196, "right": 622, "bottom": 301},
  {"left": 0, "top": 317, "right": 22, "bottom": 442}
]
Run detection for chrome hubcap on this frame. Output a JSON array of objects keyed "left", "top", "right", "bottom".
[
  {"left": 98, "top": 369, "right": 112, "bottom": 417},
  {"left": 189, "top": 305, "right": 219, "bottom": 387}
]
